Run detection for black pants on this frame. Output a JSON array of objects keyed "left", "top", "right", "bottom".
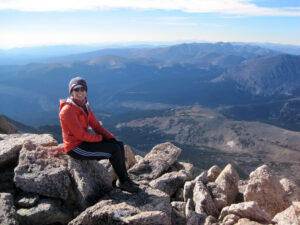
[{"left": 68, "top": 139, "right": 129, "bottom": 182}]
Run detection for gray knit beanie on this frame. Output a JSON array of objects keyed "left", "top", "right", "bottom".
[{"left": 69, "top": 77, "right": 87, "bottom": 93}]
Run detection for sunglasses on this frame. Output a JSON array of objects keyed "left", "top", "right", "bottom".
[{"left": 73, "top": 87, "right": 86, "bottom": 92}]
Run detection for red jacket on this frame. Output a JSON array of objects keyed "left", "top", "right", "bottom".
[{"left": 59, "top": 98, "right": 114, "bottom": 153}]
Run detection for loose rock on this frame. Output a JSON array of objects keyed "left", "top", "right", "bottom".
[
  {"left": 280, "top": 178, "right": 300, "bottom": 202},
  {"left": 168, "top": 161, "right": 194, "bottom": 180},
  {"left": 0, "top": 193, "right": 19, "bottom": 225},
  {"left": 135, "top": 155, "right": 143, "bottom": 162},
  {"left": 171, "top": 201, "right": 186, "bottom": 225},
  {"left": 272, "top": 201, "right": 300, "bottom": 225},
  {"left": 204, "top": 215, "right": 218, "bottom": 225},
  {"left": 207, "top": 182, "right": 227, "bottom": 211},
  {"left": 193, "top": 181, "right": 219, "bottom": 217},
  {"left": 222, "top": 214, "right": 240, "bottom": 225},
  {"left": 185, "top": 198, "right": 206, "bottom": 224},
  {"left": 244, "top": 165, "right": 291, "bottom": 217},
  {"left": 15, "top": 192, "right": 39, "bottom": 208},
  {"left": 171, "top": 201, "right": 186, "bottom": 212},
  {"left": 183, "top": 181, "right": 196, "bottom": 203},
  {"left": 194, "top": 171, "right": 208, "bottom": 185},
  {"left": 234, "top": 218, "right": 264, "bottom": 225},
  {"left": 124, "top": 145, "right": 137, "bottom": 169},
  {"left": 219, "top": 201, "right": 271, "bottom": 224},
  {"left": 17, "top": 198, "right": 71, "bottom": 225},
  {"left": 207, "top": 165, "right": 222, "bottom": 183},
  {"left": 150, "top": 170, "right": 191, "bottom": 196},
  {"left": 186, "top": 211, "right": 206, "bottom": 225},
  {"left": 215, "top": 164, "right": 239, "bottom": 205},
  {"left": 129, "top": 142, "right": 181, "bottom": 181}
]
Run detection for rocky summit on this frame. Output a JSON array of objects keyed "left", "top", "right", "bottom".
[{"left": 0, "top": 131, "right": 299, "bottom": 225}]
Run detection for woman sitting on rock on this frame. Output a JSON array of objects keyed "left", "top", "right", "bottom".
[{"left": 59, "top": 77, "right": 139, "bottom": 193}]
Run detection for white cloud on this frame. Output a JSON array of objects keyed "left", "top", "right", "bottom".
[
  {"left": 155, "top": 16, "right": 191, "bottom": 22},
  {"left": 0, "top": 0, "right": 300, "bottom": 16},
  {"left": 153, "top": 16, "right": 198, "bottom": 26}
]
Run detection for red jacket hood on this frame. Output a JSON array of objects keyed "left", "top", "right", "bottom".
[{"left": 59, "top": 99, "right": 68, "bottom": 112}]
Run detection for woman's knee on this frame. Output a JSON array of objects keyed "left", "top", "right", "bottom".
[{"left": 110, "top": 143, "right": 122, "bottom": 155}]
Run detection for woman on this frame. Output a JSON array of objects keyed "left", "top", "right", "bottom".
[{"left": 59, "top": 77, "right": 139, "bottom": 193}]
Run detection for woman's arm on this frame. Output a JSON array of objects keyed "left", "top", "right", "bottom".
[
  {"left": 60, "top": 106, "right": 103, "bottom": 142},
  {"left": 88, "top": 109, "right": 115, "bottom": 139}
]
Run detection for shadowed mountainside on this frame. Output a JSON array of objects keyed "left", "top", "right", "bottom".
[{"left": 215, "top": 54, "right": 300, "bottom": 96}]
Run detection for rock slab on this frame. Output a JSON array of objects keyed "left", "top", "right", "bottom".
[
  {"left": 67, "top": 156, "right": 113, "bottom": 209},
  {"left": 0, "top": 133, "right": 58, "bottom": 167},
  {"left": 129, "top": 142, "right": 181, "bottom": 181},
  {"left": 14, "top": 142, "right": 70, "bottom": 200},
  {"left": 69, "top": 185, "right": 172, "bottom": 225}
]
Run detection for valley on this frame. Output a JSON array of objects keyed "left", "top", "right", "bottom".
[{"left": 109, "top": 106, "right": 300, "bottom": 185}]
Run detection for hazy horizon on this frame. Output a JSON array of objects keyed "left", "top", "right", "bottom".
[{"left": 0, "top": 0, "right": 300, "bottom": 50}]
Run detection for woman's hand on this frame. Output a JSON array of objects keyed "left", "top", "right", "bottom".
[{"left": 103, "top": 137, "right": 117, "bottom": 143}]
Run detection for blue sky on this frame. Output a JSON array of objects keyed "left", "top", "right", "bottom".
[{"left": 0, "top": 0, "right": 299, "bottom": 49}]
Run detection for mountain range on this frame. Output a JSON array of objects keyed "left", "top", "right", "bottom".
[
  {"left": 2, "top": 41, "right": 300, "bottom": 65},
  {"left": 215, "top": 54, "right": 300, "bottom": 96},
  {"left": 1, "top": 42, "right": 300, "bottom": 130}
]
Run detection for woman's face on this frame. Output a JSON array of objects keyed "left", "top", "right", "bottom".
[{"left": 72, "top": 87, "right": 86, "bottom": 101}]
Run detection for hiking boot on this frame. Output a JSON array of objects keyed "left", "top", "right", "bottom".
[
  {"left": 116, "top": 179, "right": 140, "bottom": 193},
  {"left": 127, "top": 178, "right": 139, "bottom": 187}
]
